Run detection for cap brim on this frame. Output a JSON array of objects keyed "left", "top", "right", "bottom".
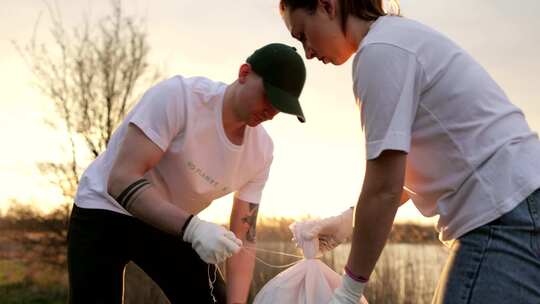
[{"left": 264, "top": 82, "right": 305, "bottom": 123}]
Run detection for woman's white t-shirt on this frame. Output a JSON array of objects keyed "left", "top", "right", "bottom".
[
  {"left": 75, "top": 76, "right": 274, "bottom": 216},
  {"left": 353, "top": 16, "right": 540, "bottom": 241}
]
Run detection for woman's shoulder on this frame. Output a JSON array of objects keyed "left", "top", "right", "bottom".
[{"left": 361, "top": 16, "right": 447, "bottom": 51}]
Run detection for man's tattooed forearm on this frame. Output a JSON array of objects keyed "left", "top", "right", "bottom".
[{"left": 241, "top": 203, "right": 259, "bottom": 242}]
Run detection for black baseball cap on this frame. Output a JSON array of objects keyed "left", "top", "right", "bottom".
[{"left": 247, "top": 43, "right": 307, "bottom": 123}]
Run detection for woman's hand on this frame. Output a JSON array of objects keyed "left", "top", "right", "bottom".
[{"left": 290, "top": 207, "right": 354, "bottom": 253}]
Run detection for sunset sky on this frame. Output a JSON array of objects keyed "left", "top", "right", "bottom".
[{"left": 1, "top": 0, "right": 539, "bottom": 224}]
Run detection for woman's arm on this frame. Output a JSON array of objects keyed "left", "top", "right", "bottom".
[{"left": 347, "top": 149, "right": 407, "bottom": 278}]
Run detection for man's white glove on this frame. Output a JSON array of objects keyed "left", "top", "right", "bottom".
[
  {"left": 182, "top": 215, "right": 242, "bottom": 264},
  {"left": 291, "top": 207, "right": 354, "bottom": 252},
  {"left": 328, "top": 272, "right": 367, "bottom": 304}
]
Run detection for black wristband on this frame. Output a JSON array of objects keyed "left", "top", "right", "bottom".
[{"left": 180, "top": 214, "right": 194, "bottom": 239}]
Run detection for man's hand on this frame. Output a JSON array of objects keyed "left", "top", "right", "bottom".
[
  {"left": 328, "top": 272, "right": 367, "bottom": 304},
  {"left": 291, "top": 207, "right": 354, "bottom": 253},
  {"left": 183, "top": 216, "right": 242, "bottom": 264}
]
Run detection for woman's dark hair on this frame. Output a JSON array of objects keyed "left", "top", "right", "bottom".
[{"left": 280, "top": 0, "right": 400, "bottom": 32}]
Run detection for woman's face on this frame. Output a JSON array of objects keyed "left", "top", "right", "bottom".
[{"left": 282, "top": 2, "right": 356, "bottom": 65}]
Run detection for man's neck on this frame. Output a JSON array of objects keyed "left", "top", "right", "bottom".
[{"left": 222, "top": 84, "right": 247, "bottom": 145}]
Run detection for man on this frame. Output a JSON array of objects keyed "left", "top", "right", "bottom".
[{"left": 67, "top": 43, "right": 307, "bottom": 304}]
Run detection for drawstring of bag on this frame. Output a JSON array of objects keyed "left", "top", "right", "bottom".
[
  {"left": 207, "top": 264, "right": 218, "bottom": 304},
  {"left": 207, "top": 246, "right": 306, "bottom": 302},
  {"left": 243, "top": 245, "right": 305, "bottom": 268}
]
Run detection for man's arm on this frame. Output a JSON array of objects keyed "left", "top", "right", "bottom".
[
  {"left": 226, "top": 197, "right": 259, "bottom": 304},
  {"left": 107, "top": 123, "right": 191, "bottom": 235},
  {"left": 347, "top": 150, "right": 407, "bottom": 279},
  {"left": 399, "top": 188, "right": 410, "bottom": 206}
]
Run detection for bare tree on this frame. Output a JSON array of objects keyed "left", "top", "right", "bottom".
[
  {"left": 16, "top": 0, "right": 158, "bottom": 201},
  {"left": 13, "top": 1, "right": 166, "bottom": 302}
]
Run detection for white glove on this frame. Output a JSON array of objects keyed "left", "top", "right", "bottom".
[
  {"left": 328, "top": 272, "right": 366, "bottom": 304},
  {"left": 182, "top": 216, "right": 242, "bottom": 264},
  {"left": 291, "top": 207, "right": 354, "bottom": 252}
]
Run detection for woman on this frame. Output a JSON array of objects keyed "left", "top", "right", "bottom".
[{"left": 280, "top": 1, "right": 540, "bottom": 303}]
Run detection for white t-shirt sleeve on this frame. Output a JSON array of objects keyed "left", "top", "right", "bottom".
[
  {"left": 354, "top": 43, "right": 423, "bottom": 160},
  {"left": 234, "top": 155, "right": 273, "bottom": 204},
  {"left": 129, "top": 78, "right": 186, "bottom": 151}
]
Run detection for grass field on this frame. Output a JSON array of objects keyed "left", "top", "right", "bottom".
[
  {"left": 0, "top": 217, "right": 446, "bottom": 303},
  {"left": 0, "top": 259, "right": 67, "bottom": 304},
  {"left": 0, "top": 243, "right": 448, "bottom": 304}
]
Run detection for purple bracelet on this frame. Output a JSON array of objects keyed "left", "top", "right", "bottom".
[{"left": 344, "top": 265, "right": 369, "bottom": 283}]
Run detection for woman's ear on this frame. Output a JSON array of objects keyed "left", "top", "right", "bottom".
[{"left": 318, "top": 0, "right": 338, "bottom": 19}]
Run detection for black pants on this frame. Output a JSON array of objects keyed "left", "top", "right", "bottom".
[{"left": 67, "top": 205, "right": 226, "bottom": 304}]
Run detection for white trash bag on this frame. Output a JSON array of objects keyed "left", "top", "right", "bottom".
[{"left": 253, "top": 236, "right": 368, "bottom": 304}]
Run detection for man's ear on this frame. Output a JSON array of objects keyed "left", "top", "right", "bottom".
[
  {"left": 238, "top": 63, "right": 252, "bottom": 84},
  {"left": 318, "top": 0, "right": 337, "bottom": 19}
]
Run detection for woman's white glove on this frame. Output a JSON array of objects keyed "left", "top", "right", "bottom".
[
  {"left": 328, "top": 272, "right": 367, "bottom": 304},
  {"left": 182, "top": 216, "right": 242, "bottom": 264},
  {"left": 291, "top": 207, "right": 354, "bottom": 252}
]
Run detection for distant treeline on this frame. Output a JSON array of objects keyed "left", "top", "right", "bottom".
[
  {"left": 0, "top": 206, "right": 440, "bottom": 244},
  {"left": 0, "top": 204, "right": 67, "bottom": 232},
  {"left": 255, "top": 217, "right": 440, "bottom": 244}
]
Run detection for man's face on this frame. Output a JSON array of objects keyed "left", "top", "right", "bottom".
[
  {"left": 246, "top": 92, "right": 279, "bottom": 127},
  {"left": 237, "top": 68, "right": 280, "bottom": 126}
]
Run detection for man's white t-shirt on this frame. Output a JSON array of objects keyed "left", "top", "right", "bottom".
[
  {"left": 75, "top": 76, "right": 274, "bottom": 216},
  {"left": 353, "top": 16, "right": 540, "bottom": 241}
]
